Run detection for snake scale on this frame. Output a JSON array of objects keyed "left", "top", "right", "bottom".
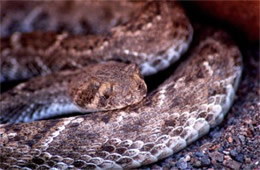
[{"left": 0, "top": 1, "right": 243, "bottom": 169}]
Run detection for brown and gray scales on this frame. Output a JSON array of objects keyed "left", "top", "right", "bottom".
[
  {"left": 68, "top": 62, "right": 147, "bottom": 111},
  {"left": 0, "top": 31, "right": 242, "bottom": 169},
  {"left": 0, "top": 1, "right": 193, "bottom": 123},
  {"left": 0, "top": 62, "right": 146, "bottom": 123},
  {"left": 0, "top": 2, "right": 191, "bottom": 82},
  {"left": 0, "top": 1, "right": 243, "bottom": 169}
]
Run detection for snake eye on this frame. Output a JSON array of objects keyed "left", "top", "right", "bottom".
[{"left": 138, "top": 84, "right": 143, "bottom": 90}]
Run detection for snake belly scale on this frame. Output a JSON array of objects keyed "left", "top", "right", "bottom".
[{"left": 0, "top": 1, "right": 242, "bottom": 169}]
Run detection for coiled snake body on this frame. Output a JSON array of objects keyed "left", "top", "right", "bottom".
[{"left": 0, "top": 1, "right": 242, "bottom": 169}]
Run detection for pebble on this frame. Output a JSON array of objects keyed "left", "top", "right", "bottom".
[
  {"left": 195, "top": 151, "right": 204, "bottom": 157},
  {"left": 176, "top": 158, "right": 187, "bottom": 169},
  {"left": 245, "top": 157, "right": 251, "bottom": 163},
  {"left": 228, "top": 136, "right": 233, "bottom": 143},
  {"left": 218, "top": 146, "right": 224, "bottom": 152},
  {"left": 192, "top": 151, "right": 211, "bottom": 167},
  {"left": 184, "top": 155, "right": 191, "bottom": 162},
  {"left": 209, "top": 151, "right": 224, "bottom": 162},
  {"left": 201, "top": 155, "right": 211, "bottom": 166},
  {"left": 235, "top": 153, "right": 244, "bottom": 163},
  {"left": 224, "top": 155, "right": 232, "bottom": 160},
  {"left": 223, "top": 150, "right": 230, "bottom": 155},
  {"left": 223, "top": 159, "right": 241, "bottom": 170},
  {"left": 227, "top": 117, "right": 235, "bottom": 125},
  {"left": 193, "top": 160, "right": 201, "bottom": 168},
  {"left": 209, "top": 128, "right": 223, "bottom": 139},
  {"left": 238, "top": 135, "right": 246, "bottom": 144},
  {"left": 230, "top": 149, "right": 238, "bottom": 157},
  {"left": 230, "top": 149, "right": 244, "bottom": 163}
]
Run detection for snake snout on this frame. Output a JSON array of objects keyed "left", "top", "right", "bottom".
[{"left": 67, "top": 62, "right": 147, "bottom": 112}]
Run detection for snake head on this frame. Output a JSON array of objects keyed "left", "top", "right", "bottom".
[{"left": 68, "top": 61, "right": 147, "bottom": 111}]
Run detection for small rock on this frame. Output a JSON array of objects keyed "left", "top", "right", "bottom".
[
  {"left": 223, "top": 160, "right": 241, "bottom": 170},
  {"left": 176, "top": 158, "right": 187, "bottom": 170},
  {"left": 224, "top": 155, "right": 232, "bottom": 160},
  {"left": 195, "top": 151, "right": 204, "bottom": 157},
  {"left": 230, "top": 149, "right": 238, "bottom": 157},
  {"left": 174, "top": 154, "right": 181, "bottom": 160},
  {"left": 218, "top": 146, "right": 224, "bottom": 152},
  {"left": 238, "top": 135, "right": 246, "bottom": 144},
  {"left": 223, "top": 150, "right": 230, "bottom": 155},
  {"left": 227, "top": 117, "right": 235, "bottom": 125},
  {"left": 235, "top": 153, "right": 244, "bottom": 163},
  {"left": 200, "top": 155, "right": 211, "bottom": 166},
  {"left": 228, "top": 137, "right": 233, "bottom": 143},
  {"left": 244, "top": 118, "right": 252, "bottom": 124},
  {"left": 209, "top": 151, "right": 224, "bottom": 162},
  {"left": 209, "top": 129, "right": 222, "bottom": 139},
  {"left": 192, "top": 152, "right": 211, "bottom": 167},
  {"left": 184, "top": 155, "right": 191, "bottom": 162},
  {"left": 194, "top": 160, "right": 202, "bottom": 168},
  {"left": 245, "top": 157, "right": 251, "bottom": 163}
]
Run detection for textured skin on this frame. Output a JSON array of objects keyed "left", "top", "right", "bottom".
[
  {"left": 0, "top": 1, "right": 192, "bottom": 82},
  {"left": 0, "top": 1, "right": 193, "bottom": 121},
  {"left": 68, "top": 62, "right": 147, "bottom": 112},
  {"left": 0, "top": 1, "right": 140, "bottom": 37},
  {"left": 0, "top": 62, "right": 147, "bottom": 123},
  {"left": 0, "top": 31, "right": 242, "bottom": 169},
  {"left": 0, "top": 1, "right": 243, "bottom": 169}
]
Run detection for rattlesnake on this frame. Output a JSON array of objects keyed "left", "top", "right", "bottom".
[{"left": 0, "top": 1, "right": 243, "bottom": 169}]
